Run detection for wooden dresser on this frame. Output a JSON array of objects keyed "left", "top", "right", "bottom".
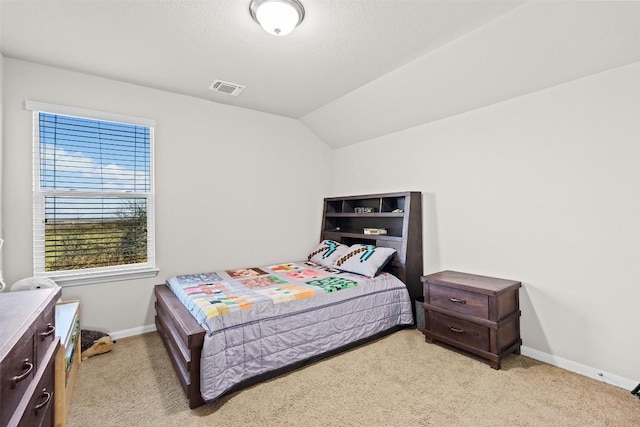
[
  {"left": 421, "top": 271, "right": 521, "bottom": 369},
  {"left": 0, "top": 287, "right": 61, "bottom": 427}
]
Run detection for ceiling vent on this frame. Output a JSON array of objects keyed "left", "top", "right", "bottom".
[{"left": 209, "top": 80, "right": 246, "bottom": 96}]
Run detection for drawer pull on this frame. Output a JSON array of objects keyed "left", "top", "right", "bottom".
[
  {"left": 449, "top": 326, "right": 465, "bottom": 334},
  {"left": 34, "top": 389, "right": 52, "bottom": 411},
  {"left": 448, "top": 297, "right": 466, "bottom": 304},
  {"left": 40, "top": 323, "right": 55, "bottom": 340},
  {"left": 11, "top": 359, "right": 34, "bottom": 388}
]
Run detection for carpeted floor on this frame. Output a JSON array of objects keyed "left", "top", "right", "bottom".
[{"left": 68, "top": 329, "right": 638, "bottom": 426}]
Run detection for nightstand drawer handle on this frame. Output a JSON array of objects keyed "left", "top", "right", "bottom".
[
  {"left": 34, "top": 389, "right": 52, "bottom": 411},
  {"left": 448, "top": 297, "right": 466, "bottom": 304},
  {"left": 11, "top": 359, "right": 34, "bottom": 387},
  {"left": 449, "top": 327, "right": 465, "bottom": 334},
  {"left": 40, "top": 323, "right": 55, "bottom": 340}
]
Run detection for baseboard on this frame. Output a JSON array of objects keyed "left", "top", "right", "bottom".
[
  {"left": 521, "top": 345, "right": 637, "bottom": 392},
  {"left": 110, "top": 324, "right": 157, "bottom": 341}
]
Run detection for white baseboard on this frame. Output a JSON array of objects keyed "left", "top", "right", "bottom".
[
  {"left": 521, "top": 345, "right": 637, "bottom": 392},
  {"left": 110, "top": 323, "right": 157, "bottom": 341}
]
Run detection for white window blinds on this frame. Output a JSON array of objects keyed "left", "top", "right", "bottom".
[{"left": 29, "top": 102, "right": 157, "bottom": 285}]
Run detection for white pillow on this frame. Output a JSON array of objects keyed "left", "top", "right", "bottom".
[
  {"left": 308, "top": 240, "right": 349, "bottom": 267},
  {"left": 334, "top": 244, "right": 396, "bottom": 277}
]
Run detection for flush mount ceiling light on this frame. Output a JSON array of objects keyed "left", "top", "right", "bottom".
[{"left": 249, "top": 0, "right": 305, "bottom": 36}]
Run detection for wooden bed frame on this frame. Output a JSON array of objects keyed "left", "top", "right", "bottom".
[{"left": 154, "top": 191, "right": 423, "bottom": 409}]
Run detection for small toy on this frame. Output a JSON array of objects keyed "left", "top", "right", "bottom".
[{"left": 80, "top": 330, "right": 115, "bottom": 360}]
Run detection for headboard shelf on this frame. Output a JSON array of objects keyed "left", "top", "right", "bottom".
[
  {"left": 321, "top": 191, "right": 423, "bottom": 309},
  {"left": 324, "top": 193, "right": 409, "bottom": 214},
  {"left": 325, "top": 212, "right": 405, "bottom": 218},
  {"left": 323, "top": 231, "right": 403, "bottom": 242}
]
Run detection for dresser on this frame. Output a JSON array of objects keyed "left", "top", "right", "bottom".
[
  {"left": 0, "top": 287, "right": 61, "bottom": 427},
  {"left": 421, "top": 271, "right": 521, "bottom": 369}
]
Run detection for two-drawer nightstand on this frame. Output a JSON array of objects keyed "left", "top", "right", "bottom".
[{"left": 421, "top": 271, "right": 521, "bottom": 369}]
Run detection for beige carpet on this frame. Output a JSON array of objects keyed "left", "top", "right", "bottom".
[{"left": 68, "top": 330, "right": 638, "bottom": 426}]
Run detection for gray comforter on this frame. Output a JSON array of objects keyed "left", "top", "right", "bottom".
[{"left": 166, "top": 261, "right": 413, "bottom": 401}]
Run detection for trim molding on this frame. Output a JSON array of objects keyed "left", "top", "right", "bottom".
[
  {"left": 521, "top": 345, "right": 637, "bottom": 391},
  {"left": 25, "top": 100, "right": 156, "bottom": 127},
  {"left": 51, "top": 267, "right": 160, "bottom": 287},
  {"left": 110, "top": 324, "right": 157, "bottom": 341}
]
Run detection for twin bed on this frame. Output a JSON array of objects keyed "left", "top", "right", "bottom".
[{"left": 155, "top": 192, "right": 423, "bottom": 408}]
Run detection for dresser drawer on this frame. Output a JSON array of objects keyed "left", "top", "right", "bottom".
[
  {"left": 429, "top": 284, "right": 489, "bottom": 319},
  {"left": 1, "top": 331, "right": 36, "bottom": 427},
  {"left": 15, "top": 342, "right": 56, "bottom": 427},
  {"left": 428, "top": 311, "right": 490, "bottom": 352},
  {"left": 36, "top": 306, "right": 57, "bottom": 368}
]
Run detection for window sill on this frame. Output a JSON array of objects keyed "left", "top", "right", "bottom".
[{"left": 43, "top": 267, "right": 160, "bottom": 287}]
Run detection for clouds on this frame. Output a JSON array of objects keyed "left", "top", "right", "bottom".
[
  {"left": 40, "top": 142, "right": 150, "bottom": 192},
  {"left": 37, "top": 113, "right": 151, "bottom": 221}
]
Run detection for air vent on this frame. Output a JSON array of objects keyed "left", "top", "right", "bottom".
[{"left": 209, "top": 80, "right": 246, "bottom": 96}]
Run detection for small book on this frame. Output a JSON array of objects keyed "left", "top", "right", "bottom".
[{"left": 363, "top": 228, "right": 387, "bottom": 235}]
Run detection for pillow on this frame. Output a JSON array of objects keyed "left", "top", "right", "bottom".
[
  {"left": 308, "top": 240, "right": 349, "bottom": 267},
  {"left": 334, "top": 244, "right": 396, "bottom": 277}
]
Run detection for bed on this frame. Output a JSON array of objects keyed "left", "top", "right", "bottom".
[{"left": 155, "top": 191, "right": 423, "bottom": 408}]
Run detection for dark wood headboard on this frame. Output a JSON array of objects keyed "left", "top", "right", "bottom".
[{"left": 320, "top": 191, "right": 423, "bottom": 307}]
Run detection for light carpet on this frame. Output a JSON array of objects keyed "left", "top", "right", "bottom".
[{"left": 68, "top": 330, "right": 638, "bottom": 426}]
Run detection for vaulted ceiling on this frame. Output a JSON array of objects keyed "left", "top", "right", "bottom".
[{"left": 2, "top": 1, "right": 639, "bottom": 148}]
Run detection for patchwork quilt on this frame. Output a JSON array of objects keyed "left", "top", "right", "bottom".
[{"left": 166, "top": 261, "right": 413, "bottom": 401}]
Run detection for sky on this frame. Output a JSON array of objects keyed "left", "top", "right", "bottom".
[{"left": 39, "top": 113, "right": 151, "bottom": 220}]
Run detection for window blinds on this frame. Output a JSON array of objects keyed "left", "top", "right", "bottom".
[
  {"left": 33, "top": 110, "right": 154, "bottom": 275},
  {"left": 39, "top": 114, "right": 150, "bottom": 192}
]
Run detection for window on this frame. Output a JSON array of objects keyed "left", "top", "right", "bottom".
[{"left": 27, "top": 101, "right": 157, "bottom": 285}]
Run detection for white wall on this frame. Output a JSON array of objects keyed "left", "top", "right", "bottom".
[
  {"left": 302, "top": 1, "right": 640, "bottom": 148},
  {"left": 2, "top": 59, "right": 332, "bottom": 333},
  {"left": 0, "top": 52, "right": 4, "bottom": 285},
  {"left": 332, "top": 62, "right": 640, "bottom": 385}
]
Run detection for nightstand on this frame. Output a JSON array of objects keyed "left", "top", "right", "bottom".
[{"left": 421, "top": 271, "right": 521, "bottom": 369}]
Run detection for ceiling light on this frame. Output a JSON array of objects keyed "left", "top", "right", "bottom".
[{"left": 249, "top": 0, "right": 305, "bottom": 36}]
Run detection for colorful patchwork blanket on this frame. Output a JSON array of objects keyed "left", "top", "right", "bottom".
[
  {"left": 167, "top": 260, "right": 397, "bottom": 334},
  {"left": 166, "top": 260, "right": 413, "bottom": 401}
]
